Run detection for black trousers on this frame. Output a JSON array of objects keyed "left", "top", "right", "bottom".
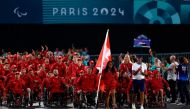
[
  {"left": 168, "top": 80, "right": 177, "bottom": 102},
  {"left": 177, "top": 80, "right": 190, "bottom": 103}
]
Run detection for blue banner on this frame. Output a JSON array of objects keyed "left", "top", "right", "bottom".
[
  {"left": 0, "top": 0, "right": 190, "bottom": 24},
  {"left": 0, "top": 0, "right": 42, "bottom": 24},
  {"left": 43, "top": 0, "right": 133, "bottom": 24},
  {"left": 133, "top": 34, "right": 151, "bottom": 48}
]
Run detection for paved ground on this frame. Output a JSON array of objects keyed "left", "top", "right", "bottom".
[{"left": 0, "top": 103, "right": 190, "bottom": 109}]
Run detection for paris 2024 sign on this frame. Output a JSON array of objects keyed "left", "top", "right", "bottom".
[{"left": 0, "top": 0, "right": 190, "bottom": 24}]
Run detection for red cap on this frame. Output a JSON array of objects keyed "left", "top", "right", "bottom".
[
  {"left": 11, "top": 64, "right": 17, "bottom": 69},
  {"left": 58, "top": 56, "right": 62, "bottom": 59},
  {"left": 89, "top": 60, "right": 94, "bottom": 65},
  {"left": 73, "top": 52, "right": 79, "bottom": 56},
  {"left": 153, "top": 70, "right": 159, "bottom": 75},
  {"left": 26, "top": 54, "right": 31, "bottom": 58},
  {"left": 37, "top": 64, "right": 42, "bottom": 68}
]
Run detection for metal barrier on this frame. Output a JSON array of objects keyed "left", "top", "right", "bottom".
[{"left": 90, "top": 52, "right": 190, "bottom": 68}]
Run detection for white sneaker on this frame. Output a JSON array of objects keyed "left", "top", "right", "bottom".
[
  {"left": 167, "top": 98, "right": 171, "bottom": 102},
  {"left": 140, "top": 105, "right": 144, "bottom": 109},
  {"left": 132, "top": 104, "right": 136, "bottom": 109},
  {"left": 177, "top": 102, "right": 185, "bottom": 106}
]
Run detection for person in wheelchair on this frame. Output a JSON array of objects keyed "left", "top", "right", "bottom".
[
  {"left": 48, "top": 69, "right": 67, "bottom": 106},
  {"left": 0, "top": 77, "right": 5, "bottom": 106},
  {"left": 41, "top": 71, "right": 54, "bottom": 106},
  {"left": 72, "top": 57, "right": 88, "bottom": 108},
  {"left": 77, "top": 67, "right": 97, "bottom": 107},
  {"left": 6, "top": 71, "right": 25, "bottom": 107},
  {"left": 29, "top": 70, "right": 42, "bottom": 106},
  {"left": 149, "top": 70, "right": 170, "bottom": 107}
]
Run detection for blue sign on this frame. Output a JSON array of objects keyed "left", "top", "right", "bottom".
[
  {"left": 133, "top": 35, "right": 151, "bottom": 48},
  {"left": 0, "top": 0, "right": 42, "bottom": 24},
  {"left": 0, "top": 0, "right": 190, "bottom": 24},
  {"left": 134, "top": 0, "right": 181, "bottom": 24},
  {"left": 42, "top": 0, "right": 133, "bottom": 24}
]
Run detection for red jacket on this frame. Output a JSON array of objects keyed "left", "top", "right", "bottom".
[
  {"left": 92, "top": 67, "right": 98, "bottom": 74},
  {"left": 118, "top": 77, "right": 131, "bottom": 93},
  {"left": 20, "top": 62, "right": 29, "bottom": 70},
  {"left": 51, "top": 62, "right": 67, "bottom": 77},
  {"left": 0, "top": 64, "right": 4, "bottom": 76},
  {"left": 41, "top": 77, "right": 50, "bottom": 92},
  {"left": 67, "top": 62, "right": 79, "bottom": 85},
  {"left": 150, "top": 77, "right": 169, "bottom": 91},
  {"left": 5, "top": 72, "right": 15, "bottom": 86},
  {"left": 78, "top": 73, "right": 97, "bottom": 92},
  {"left": 37, "top": 70, "right": 47, "bottom": 81},
  {"left": 76, "top": 65, "right": 85, "bottom": 77},
  {"left": 6, "top": 78, "right": 25, "bottom": 95},
  {"left": 145, "top": 78, "right": 152, "bottom": 95},
  {"left": 0, "top": 80, "right": 4, "bottom": 93},
  {"left": 102, "top": 68, "right": 118, "bottom": 90},
  {"left": 49, "top": 76, "right": 66, "bottom": 93},
  {"left": 126, "top": 79, "right": 133, "bottom": 94},
  {"left": 42, "top": 63, "right": 51, "bottom": 73},
  {"left": 4, "top": 70, "right": 11, "bottom": 77},
  {"left": 30, "top": 74, "right": 42, "bottom": 91},
  {"left": 21, "top": 73, "right": 32, "bottom": 88},
  {"left": 119, "top": 63, "right": 132, "bottom": 77}
]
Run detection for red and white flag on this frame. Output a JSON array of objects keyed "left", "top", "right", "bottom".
[
  {"left": 95, "top": 29, "right": 112, "bottom": 73},
  {"left": 95, "top": 29, "right": 112, "bottom": 105}
]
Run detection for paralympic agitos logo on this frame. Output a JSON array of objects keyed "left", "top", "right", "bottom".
[{"left": 13, "top": 7, "right": 28, "bottom": 18}]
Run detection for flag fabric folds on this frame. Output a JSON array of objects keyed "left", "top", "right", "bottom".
[{"left": 95, "top": 29, "right": 111, "bottom": 73}]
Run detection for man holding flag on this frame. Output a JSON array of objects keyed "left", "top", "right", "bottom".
[{"left": 95, "top": 29, "right": 118, "bottom": 109}]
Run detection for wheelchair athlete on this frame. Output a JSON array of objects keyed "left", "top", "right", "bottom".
[
  {"left": 6, "top": 72, "right": 26, "bottom": 107},
  {"left": 148, "top": 70, "right": 170, "bottom": 107},
  {"left": 76, "top": 67, "right": 97, "bottom": 108},
  {"left": 48, "top": 69, "right": 67, "bottom": 106}
]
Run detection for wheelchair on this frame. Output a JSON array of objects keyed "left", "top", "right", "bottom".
[
  {"left": 146, "top": 89, "right": 167, "bottom": 108},
  {"left": 73, "top": 90, "right": 96, "bottom": 108},
  {"left": 28, "top": 88, "right": 42, "bottom": 107},
  {"left": 6, "top": 91, "right": 25, "bottom": 107},
  {"left": 47, "top": 92, "right": 66, "bottom": 107}
]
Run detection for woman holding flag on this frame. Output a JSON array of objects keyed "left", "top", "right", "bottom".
[{"left": 102, "top": 61, "right": 119, "bottom": 109}]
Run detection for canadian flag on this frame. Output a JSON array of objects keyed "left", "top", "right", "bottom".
[
  {"left": 95, "top": 29, "right": 112, "bottom": 73},
  {"left": 95, "top": 29, "right": 112, "bottom": 105}
]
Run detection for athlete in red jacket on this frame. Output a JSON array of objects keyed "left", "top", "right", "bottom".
[
  {"left": 102, "top": 61, "right": 118, "bottom": 109},
  {"left": 51, "top": 56, "right": 67, "bottom": 77},
  {"left": 6, "top": 72, "right": 25, "bottom": 97},
  {"left": 49, "top": 69, "right": 66, "bottom": 94},
  {"left": 150, "top": 70, "right": 170, "bottom": 105},
  {"left": 119, "top": 54, "right": 132, "bottom": 78},
  {"left": 48, "top": 69, "right": 67, "bottom": 103},
  {"left": 78, "top": 67, "right": 97, "bottom": 93}
]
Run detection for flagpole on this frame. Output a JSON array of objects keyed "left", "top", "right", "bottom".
[{"left": 95, "top": 29, "right": 109, "bottom": 109}]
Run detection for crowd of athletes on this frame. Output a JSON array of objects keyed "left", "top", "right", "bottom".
[{"left": 0, "top": 46, "right": 189, "bottom": 109}]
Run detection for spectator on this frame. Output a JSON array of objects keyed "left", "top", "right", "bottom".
[
  {"left": 166, "top": 55, "right": 178, "bottom": 104},
  {"left": 176, "top": 57, "right": 190, "bottom": 105},
  {"left": 132, "top": 56, "right": 147, "bottom": 109}
]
